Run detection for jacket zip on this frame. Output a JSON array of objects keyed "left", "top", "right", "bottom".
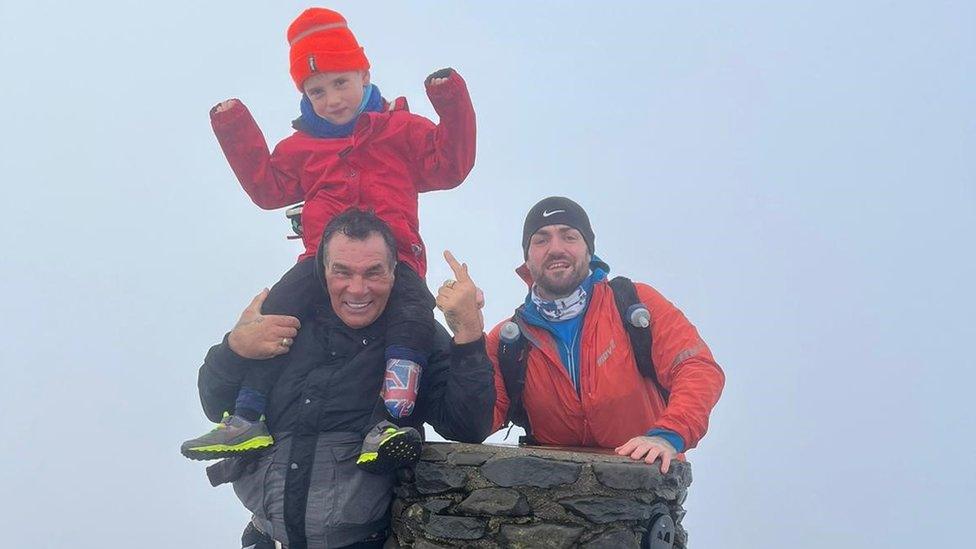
[{"left": 518, "top": 306, "right": 579, "bottom": 397}]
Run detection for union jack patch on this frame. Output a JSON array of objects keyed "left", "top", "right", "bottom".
[{"left": 383, "top": 359, "right": 421, "bottom": 418}]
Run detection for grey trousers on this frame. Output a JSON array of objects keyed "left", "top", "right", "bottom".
[{"left": 233, "top": 432, "right": 394, "bottom": 548}]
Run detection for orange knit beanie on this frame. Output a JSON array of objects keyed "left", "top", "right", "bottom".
[{"left": 287, "top": 8, "right": 370, "bottom": 91}]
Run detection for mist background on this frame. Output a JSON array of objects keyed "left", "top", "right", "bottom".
[{"left": 1, "top": 1, "right": 973, "bottom": 547}]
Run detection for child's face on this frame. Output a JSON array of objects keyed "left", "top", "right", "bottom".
[{"left": 303, "top": 70, "right": 370, "bottom": 125}]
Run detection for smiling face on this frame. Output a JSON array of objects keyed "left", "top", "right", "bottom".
[
  {"left": 302, "top": 70, "right": 370, "bottom": 125},
  {"left": 525, "top": 224, "right": 591, "bottom": 300},
  {"left": 322, "top": 231, "right": 395, "bottom": 328}
]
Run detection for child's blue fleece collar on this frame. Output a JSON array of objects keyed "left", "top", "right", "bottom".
[{"left": 296, "top": 83, "right": 384, "bottom": 138}]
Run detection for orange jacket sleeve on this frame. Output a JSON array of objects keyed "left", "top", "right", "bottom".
[{"left": 637, "top": 283, "right": 725, "bottom": 451}]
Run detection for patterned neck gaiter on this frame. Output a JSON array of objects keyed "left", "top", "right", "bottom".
[{"left": 531, "top": 284, "right": 588, "bottom": 322}]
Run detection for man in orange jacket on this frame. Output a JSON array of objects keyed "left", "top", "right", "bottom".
[{"left": 483, "top": 197, "right": 725, "bottom": 473}]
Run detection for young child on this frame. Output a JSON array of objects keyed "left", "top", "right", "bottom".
[{"left": 181, "top": 7, "right": 476, "bottom": 472}]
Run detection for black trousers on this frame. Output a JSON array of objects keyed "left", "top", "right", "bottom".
[{"left": 239, "top": 258, "right": 435, "bottom": 399}]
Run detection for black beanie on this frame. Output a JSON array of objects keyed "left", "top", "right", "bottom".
[{"left": 522, "top": 196, "right": 595, "bottom": 259}]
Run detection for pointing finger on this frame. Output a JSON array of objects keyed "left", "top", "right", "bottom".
[{"left": 443, "top": 250, "right": 468, "bottom": 280}]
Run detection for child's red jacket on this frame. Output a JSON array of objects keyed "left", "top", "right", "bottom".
[{"left": 210, "top": 71, "right": 476, "bottom": 277}]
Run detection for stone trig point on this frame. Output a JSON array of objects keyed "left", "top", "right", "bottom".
[{"left": 391, "top": 442, "right": 692, "bottom": 548}]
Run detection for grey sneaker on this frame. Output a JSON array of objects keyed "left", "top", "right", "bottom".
[
  {"left": 356, "top": 421, "right": 422, "bottom": 474},
  {"left": 181, "top": 413, "right": 274, "bottom": 461}
]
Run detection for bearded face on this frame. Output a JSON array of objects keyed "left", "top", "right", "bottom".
[{"left": 525, "top": 225, "right": 591, "bottom": 300}]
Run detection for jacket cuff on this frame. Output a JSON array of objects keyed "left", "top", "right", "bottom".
[
  {"left": 208, "top": 332, "right": 259, "bottom": 384},
  {"left": 209, "top": 98, "right": 249, "bottom": 128},
  {"left": 425, "top": 69, "right": 467, "bottom": 103},
  {"left": 451, "top": 334, "right": 487, "bottom": 358},
  {"left": 646, "top": 428, "right": 686, "bottom": 453},
  {"left": 385, "top": 345, "right": 428, "bottom": 368}
]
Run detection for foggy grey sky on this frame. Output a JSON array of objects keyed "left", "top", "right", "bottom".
[{"left": 1, "top": 1, "right": 973, "bottom": 547}]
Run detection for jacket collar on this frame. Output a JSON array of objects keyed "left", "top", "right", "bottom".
[{"left": 292, "top": 94, "right": 411, "bottom": 138}]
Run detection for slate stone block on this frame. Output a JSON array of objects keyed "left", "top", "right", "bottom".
[
  {"left": 420, "top": 444, "right": 453, "bottom": 462},
  {"left": 592, "top": 461, "right": 660, "bottom": 490},
  {"left": 425, "top": 515, "right": 486, "bottom": 540},
  {"left": 560, "top": 496, "right": 653, "bottom": 523},
  {"left": 414, "top": 462, "right": 468, "bottom": 495},
  {"left": 581, "top": 528, "right": 640, "bottom": 549},
  {"left": 592, "top": 461, "right": 691, "bottom": 499},
  {"left": 482, "top": 456, "right": 581, "bottom": 488},
  {"left": 498, "top": 523, "right": 584, "bottom": 549},
  {"left": 422, "top": 499, "right": 453, "bottom": 514},
  {"left": 449, "top": 451, "right": 495, "bottom": 466},
  {"left": 456, "top": 487, "right": 530, "bottom": 516}
]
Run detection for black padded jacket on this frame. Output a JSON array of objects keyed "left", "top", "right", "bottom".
[{"left": 196, "top": 304, "right": 494, "bottom": 548}]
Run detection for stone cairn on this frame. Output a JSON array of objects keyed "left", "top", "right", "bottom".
[{"left": 390, "top": 442, "right": 692, "bottom": 548}]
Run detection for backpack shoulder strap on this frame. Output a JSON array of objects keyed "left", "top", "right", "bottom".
[
  {"left": 496, "top": 308, "right": 535, "bottom": 443},
  {"left": 608, "top": 276, "right": 669, "bottom": 403}
]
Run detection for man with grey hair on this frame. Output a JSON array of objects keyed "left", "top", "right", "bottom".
[{"left": 194, "top": 208, "right": 494, "bottom": 548}]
